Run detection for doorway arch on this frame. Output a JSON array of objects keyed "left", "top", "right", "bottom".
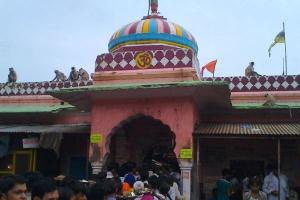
[{"left": 104, "top": 114, "right": 180, "bottom": 172}]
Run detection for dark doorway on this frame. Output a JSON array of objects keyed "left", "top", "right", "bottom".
[
  {"left": 229, "top": 160, "right": 265, "bottom": 179},
  {"left": 36, "top": 148, "right": 59, "bottom": 177},
  {"left": 107, "top": 115, "right": 180, "bottom": 173},
  {"left": 69, "top": 157, "right": 87, "bottom": 179}
]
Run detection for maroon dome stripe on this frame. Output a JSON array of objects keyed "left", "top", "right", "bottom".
[
  {"left": 128, "top": 21, "right": 139, "bottom": 34},
  {"left": 162, "top": 20, "right": 170, "bottom": 34}
]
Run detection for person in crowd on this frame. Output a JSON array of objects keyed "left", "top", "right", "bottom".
[
  {"left": 139, "top": 170, "right": 150, "bottom": 185},
  {"left": 242, "top": 171, "right": 252, "bottom": 193},
  {"left": 99, "top": 179, "right": 116, "bottom": 200},
  {"left": 58, "top": 187, "right": 75, "bottom": 200},
  {"left": 133, "top": 181, "right": 145, "bottom": 200},
  {"left": 23, "top": 172, "right": 44, "bottom": 193},
  {"left": 133, "top": 168, "right": 141, "bottom": 181},
  {"left": 243, "top": 176, "right": 267, "bottom": 200},
  {"left": 122, "top": 173, "right": 136, "bottom": 194},
  {"left": 230, "top": 170, "right": 242, "bottom": 200},
  {"left": 263, "top": 164, "right": 289, "bottom": 200},
  {"left": 1, "top": 192, "right": 5, "bottom": 200},
  {"left": 111, "top": 178, "right": 122, "bottom": 198},
  {"left": 217, "top": 169, "right": 232, "bottom": 200},
  {"left": 31, "top": 179, "right": 59, "bottom": 200},
  {"left": 106, "top": 162, "right": 119, "bottom": 179},
  {"left": 289, "top": 185, "right": 298, "bottom": 200},
  {"left": 89, "top": 183, "right": 105, "bottom": 200},
  {"left": 169, "top": 173, "right": 183, "bottom": 200},
  {"left": 158, "top": 182, "right": 171, "bottom": 200},
  {"left": 71, "top": 182, "right": 87, "bottom": 200},
  {"left": 165, "top": 176, "right": 175, "bottom": 200},
  {"left": 0, "top": 176, "right": 27, "bottom": 200},
  {"left": 140, "top": 176, "right": 159, "bottom": 200},
  {"left": 208, "top": 188, "right": 218, "bottom": 200}
]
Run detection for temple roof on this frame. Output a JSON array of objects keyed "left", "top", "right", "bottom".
[
  {"left": 108, "top": 18, "right": 198, "bottom": 53},
  {"left": 108, "top": 0, "right": 198, "bottom": 53}
]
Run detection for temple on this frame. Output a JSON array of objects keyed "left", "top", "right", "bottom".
[{"left": 0, "top": 1, "right": 300, "bottom": 199}]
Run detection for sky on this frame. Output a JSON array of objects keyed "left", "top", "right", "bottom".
[{"left": 0, "top": 0, "right": 299, "bottom": 82}]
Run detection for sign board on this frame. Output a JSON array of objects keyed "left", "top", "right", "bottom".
[
  {"left": 90, "top": 134, "right": 102, "bottom": 144},
  {"left": 22, "top": 138, "right": 39, "bottom": 149},
  {"left": 180, "top": 148, "right": 192, "bottom": 159}
]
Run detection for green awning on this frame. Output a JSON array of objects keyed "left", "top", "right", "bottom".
[
  {"left": 0, "top": 124, "right": 90, "bottom": 133},
  {"left": 232, "top": 103, "right": 300, "bottom": 110},
  {"left": 0, "top": 104, "right": 74, "bottom": 113}
]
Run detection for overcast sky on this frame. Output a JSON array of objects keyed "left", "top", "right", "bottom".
[{"left": 0, "top": 0, "right": 299, "bottom": 82}]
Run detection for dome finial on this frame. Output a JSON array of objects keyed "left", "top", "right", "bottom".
[{"left": 150, "top": 0, "right": 158, "bottom": 14}]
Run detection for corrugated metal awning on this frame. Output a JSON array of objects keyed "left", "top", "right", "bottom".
[
  {"left": 195, "top": 123, "right": 300, "bottom": 136},
  {"left": 0, "top": 124, "right": 90, "bottom": 133}
]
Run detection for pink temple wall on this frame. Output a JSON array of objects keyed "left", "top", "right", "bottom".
[{"left": 89, "top": 97, "right": 199, "bottom": 162}]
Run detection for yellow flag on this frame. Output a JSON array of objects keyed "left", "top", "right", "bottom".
[{"left": 268, "top": 30, "right": 285, "bottom": 57}]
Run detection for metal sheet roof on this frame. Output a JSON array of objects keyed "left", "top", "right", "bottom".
[
  {"left": 195, "top": 123, "right": 300, "bottom": 136},
  {"left": 0, "top": 124, "right": 90, "bottom": 133}
]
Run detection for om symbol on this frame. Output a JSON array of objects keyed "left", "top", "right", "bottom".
[{"left": 134, "top": 52, "right": 153, "bottom": 69}]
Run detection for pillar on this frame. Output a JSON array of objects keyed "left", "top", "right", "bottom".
[{"left": 179, "top": 159, "right": 193, "bottom": 200}]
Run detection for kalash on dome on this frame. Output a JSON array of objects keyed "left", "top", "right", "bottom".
[{"left": 93, "top": 0, "right": 200, "bottom": 84}]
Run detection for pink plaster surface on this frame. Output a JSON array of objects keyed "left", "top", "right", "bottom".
[
  {"left": 92, "top": 68, "right": 198, "bottom": 85},
  {"left": 0, "top": 95, "right": 62, "bottom": 104},
  {"left": 90, "top": 97, "right": 198, "bottom": 161}
]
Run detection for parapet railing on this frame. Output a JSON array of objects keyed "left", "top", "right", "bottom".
[
  {"left": 0, "top": 80, "right": 93, "bottom": 96},
  {"left": 0, "top": 75, "right": 299, "bottom": 96}
]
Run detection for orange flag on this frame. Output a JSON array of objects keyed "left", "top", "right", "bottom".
[{"left": 201, "top": 60, "right": 217, "bottom": 76}]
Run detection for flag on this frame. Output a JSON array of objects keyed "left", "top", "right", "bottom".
[
  {"left": 268, "top": 30, "right": 285, "bottom": 57},
  {"left": 201, "top": 60, "right": 217, "bottom": 76}
]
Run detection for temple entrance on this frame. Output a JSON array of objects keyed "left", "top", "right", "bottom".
[{"left": 106, "top": 114, "right": 180, "bottom": 173}]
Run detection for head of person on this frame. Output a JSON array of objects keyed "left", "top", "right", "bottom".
[
  {"left": 139, "top": 170, "right": 149, "bottom": 182},
  {"left": 102, "top": 179, "right": 116, "bottom": 199},
  {"left": 267, "top": 163, "right": 278, "bottom": 175},
  {"left": 71, "top": 182, "right": 87, "bottom": 200},
  {"left": 250, "top": 62, "right": 255, "bottom": 66},
  {"left": 147, "top": 176, "right": 159, "bottom": 190},
  {"left": 23, "top": 172, "right": 43, "bottom": 192},
  {"left": 0, "top": 175, "right": 27, "bottom": 200},
  {"left": 106, "top": 162, "right": 119, "bottom": 173},
  {"left": 249, "top": 176, "right": 261, "bottom": 193},
  {"left": 222, "top": 168, "right": 231, "bottom": 180},
  {"left": 111, "top": 178, "right": 122, "bottom": 195},
  {"left": 124, "top": 174, "right": 135, "bottom": 188},
  {"left": 158, "top": 182, "right": 170, "bottom": 197},
  {"left": 96, "top": 172, "right": 107, "bottom": 182},
  {"left": 165, "top": 176, "right": 175, "bottom": 187},
  {"left": 58, "top": 187, "right": 75, "bottom": 200},
  {"left": 133, "top": 181, "right": 144, "bottom": 194},
  {"left": 88, "top": 183, "right": 105, "bottom": 200},
  {"left": 71, "top": 67, "right": 75, "bottom": 71},
  {"left": 31, "top": 179, "right": 59, "bottom": 200},
  {"left": 1, "top": 192, "right": 4, "bottom": 200}
]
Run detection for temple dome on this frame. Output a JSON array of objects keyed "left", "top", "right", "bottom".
[{"left": 108, "top": 17, "right": 198, "bottom": 54}]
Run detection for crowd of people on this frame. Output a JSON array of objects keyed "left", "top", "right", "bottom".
[
  {"left": 214, "top": 164, "right": 298, "bottom": 200},
  {"left": 0, "top": 162, "right": 184, "bottom": 200}
]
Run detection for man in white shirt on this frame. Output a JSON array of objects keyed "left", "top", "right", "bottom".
[{"left": 263, "top": 164, "right": 289, "bottom": 200}]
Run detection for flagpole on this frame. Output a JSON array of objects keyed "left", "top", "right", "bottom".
[
  {"left": 282, "top": 57, "right": 285, "bottom": 75},
  {"left": 283, "top": 22, "right": 288, "bottom": 75}
]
